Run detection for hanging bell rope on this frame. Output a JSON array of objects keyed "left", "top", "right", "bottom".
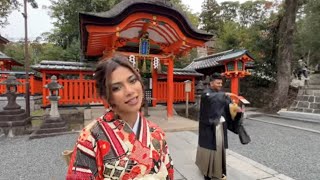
[
  {"left": 135, "top": 59, "right": 139, "bottom": 69},
  {"left": 142, "top": 57, "right": 147, "bottom": 73},
  {"left": 157, "top": 62, "right": 162, "bottom": 73}
]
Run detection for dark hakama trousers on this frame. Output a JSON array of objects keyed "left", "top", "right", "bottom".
[{"left": 196, "top": 122, "right": 226, "bottom": 180}]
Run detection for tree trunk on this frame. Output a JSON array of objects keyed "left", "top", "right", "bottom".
[{"left": 272, "top": 0, "right": 299, "bottom": 110}]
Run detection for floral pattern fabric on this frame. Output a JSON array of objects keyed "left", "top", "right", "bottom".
[{"left": 66, "top": 109, "right": 174, "bottom": 180}]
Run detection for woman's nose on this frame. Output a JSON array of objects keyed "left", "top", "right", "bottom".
[{"left": 123, "top": 83, "right": 134, "bottom": 95}]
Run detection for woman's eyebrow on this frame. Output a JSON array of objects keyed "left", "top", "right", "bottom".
[
  {"left": 128, "top": 75, "right": 136, "bottom": 79},
  {"left": 110, "top": 81, "right": 122, "bottom": 86}
]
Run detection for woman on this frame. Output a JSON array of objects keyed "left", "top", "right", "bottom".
[{"left": 66, "top": 56, "right": 174, "bottom": 180}]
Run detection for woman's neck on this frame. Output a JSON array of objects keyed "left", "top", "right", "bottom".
[{"left": 118, "top": 112, "right": 138, "bottom": 128}]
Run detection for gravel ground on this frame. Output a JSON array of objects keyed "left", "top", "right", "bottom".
[
  {"left": 0, "top": 133, "right": 78, "bottom": 180},
  {"left": 227, "top": 119, "right": 320, "bottom": 180}
]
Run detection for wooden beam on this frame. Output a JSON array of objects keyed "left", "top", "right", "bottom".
[
  {"left": 115, "top": 51, "right": 174, "bottom": 60},
  {"left": 162, "top": 40, "right": 184, "bottom": 53}
]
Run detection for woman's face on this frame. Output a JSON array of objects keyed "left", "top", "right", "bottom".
[{"left": 108, "top": 66, "right": 143, "bottom": 114}]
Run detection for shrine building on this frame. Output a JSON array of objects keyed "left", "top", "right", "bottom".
[{"left": 79, "top": 0, "right": 213, "bottom": 118}]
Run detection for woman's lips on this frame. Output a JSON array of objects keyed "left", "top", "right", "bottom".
[{"left": 126, "top": 97, "right": 139, "bottom": 105}]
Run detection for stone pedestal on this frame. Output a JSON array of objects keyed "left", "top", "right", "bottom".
[
  {"left": 0, "top": 92, "right": 31, "bottom": 136},
  {"left": 29, "top": 75, "right": 68, "bottom": 139},
  {"left": 30, "top": 98, "right": 68, "bottom": 139},
  {"left": 29, "top": 116, "right": 68, "bottom": 139}
]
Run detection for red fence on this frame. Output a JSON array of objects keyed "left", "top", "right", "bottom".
[
  {"left": 1, "top": 76, "right": 195, "bottom": 106},
  {"left": 0, "top": 75, "right": 42, "bottom": 95},
  {"left": 42, "top": 79, "right": 103, "bottom": 106},
  {"left": 155, "top": 81, "right": 195, "bottom": 103}
]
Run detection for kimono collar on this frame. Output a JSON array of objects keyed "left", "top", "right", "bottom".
[{"left": 132, "top": 112, "right": 140, "bottom": 135}]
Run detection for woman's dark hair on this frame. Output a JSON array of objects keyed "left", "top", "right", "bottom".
[{"left": 93, "top": 55, "right": 143, "bottom": 103}]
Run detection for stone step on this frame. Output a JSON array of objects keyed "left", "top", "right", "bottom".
[
  {"left": 0, "top": 117, "right": 31, "bottom": 127},
  {"left": 309, "top": 74, "right": 320, "bottom": 84},
  {"left": 0, "top": 113, "right": 28, "bottom": 121},
  {"left": 41, "top": 121, "right": 67, "bottom": 129},
  {"left": 305, "top": 85, "right": 320, "bottom": 89},
  {"left": 29, "top": 131, "right": 76, "bottom": 139},
  {"left": 290, "top": 100, "right": 320, "bottom": 111},
  {"left": 308, "top": 83, "right": 320, "bottom": 86},
  {"left": 292, "top": 99, "right": 320, "bottom": 107},
  {"left": 295, "top": 95, "right": 320, "bottom": 102},
  {"left": 300, "top": 90, "right": 320, "bottom": 96},
  {"left": 288, "top": 107, "right": 320, "bottom": 114},
  {"left": 278, "top": 110, "right": 320, "bottom": 120},
  {"left": 35, "top": 126, "right": 68, "bottom": 134}
]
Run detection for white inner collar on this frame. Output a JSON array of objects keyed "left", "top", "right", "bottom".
[{"left": 132, "top": 112, "right": 140, "bottom": 135}]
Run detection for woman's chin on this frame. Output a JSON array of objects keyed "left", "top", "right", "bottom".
[{"left": 126, "top": 102, "right": 142, "bottom": 112}]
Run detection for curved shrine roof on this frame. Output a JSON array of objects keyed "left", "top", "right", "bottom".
[
  {"left": 79, "top": 0, "right": 213, "bottom": 58},
  {"left": 31, "top": 60, "right": 95, "bottom": 72},
  {"left": 0, "top": 51, "right": 23, "bottom": 67},
  {"left": 184, "top": 49, "right": 254, "bottom": 70},
  {"left": 160, "top": 68, "right": 203, "bottom": 77}
]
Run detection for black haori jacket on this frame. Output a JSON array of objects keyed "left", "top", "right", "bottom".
[{"left": 198, "top": 88, "right": 241, "bottom": 150}]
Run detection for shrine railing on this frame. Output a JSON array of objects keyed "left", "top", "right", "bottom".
[
  {"left": 2, "top": 76, "right": 195, "bottom": 106},
  {"left": 42, "top": 78, "right": 103, "bottom": 106},
  {"left": 0, "top": 75, "right": 42, "bottom": 95},
  {"left": 155, "top": 81, "right": 195, "bottom": 103}
]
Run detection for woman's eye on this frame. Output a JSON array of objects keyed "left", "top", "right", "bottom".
[
  {"left": 111, "top": 86, "right": 121, "bottom": 92},
  {"left": 130, "top": 78, "right": 137, "bottom": 84}
]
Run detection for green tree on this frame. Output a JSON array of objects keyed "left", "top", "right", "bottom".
[
  {"left": 238, "top": 0, "right": 272, "bottom": 27},
  {"left": 271, "top": 0, "right": 300, "bottom": 110},
  {"left": 295, "top": 0, "right": 320, "bottom": 66},
  {"left": 219, "top": 1, "right": 239, "bottom": 22},
  {"left": 200, "top": 0, "right": 222, "bottom": 34},
  {"left": 48, "top": 0, "right": 121, "bottom": 48},
  {"left": 170, "top": 0, "right": 200, "bottom": 27},
  {"left": 3, "top": 42, "right": 25, "bottom": 63},
  {"left": 175, "top": 48, "right": 198, "bottom": 68},
  {"left": 0, "top": 0, "right": 38, "bottom": 27},
  {"left": 216, "top": 21, "right": 242, "bottom": 50}
]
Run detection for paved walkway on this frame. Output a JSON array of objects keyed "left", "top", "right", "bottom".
[
  {"left": 84, "top": 105, "right": 294, "bottom": 179},
  {"left": 145, "top": 106, "right": 294, "bottom": 180},
  {"left": 167, "top": 131, "right": 294, "bottom": 180}
]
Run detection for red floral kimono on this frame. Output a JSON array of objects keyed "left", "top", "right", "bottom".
[{"left": 66, "top": 109, "right": 174, "bottom": 180}]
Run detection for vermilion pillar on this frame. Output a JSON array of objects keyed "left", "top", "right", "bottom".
[
  {"left": 230, "top": 77, "right": 239, "bottom": 95},
  {"left": 152, "top": 68, "right": 158, "bottom": 107},
  {"left": 42, "top": 72, "right": 47, "bottom": 106},
  {"left": 79, "top": 73, "right": 84, "bottom": 105},
  {"left": 167, "top": 58, "right": 174, "bottom": 119}
]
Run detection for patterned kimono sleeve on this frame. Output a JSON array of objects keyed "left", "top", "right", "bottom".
[
  {"left": 162, "top": 138, "right": 174, "bottom": 180},
  {"left": 66, "top": 129, "right": 99, "bottom": 180}
]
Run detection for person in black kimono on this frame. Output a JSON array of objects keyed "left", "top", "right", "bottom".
[{"left": 195, "top": 73, "right": 241, "bottom": 180}]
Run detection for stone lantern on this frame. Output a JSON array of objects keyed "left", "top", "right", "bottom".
[
  {"left": 195, "top": 80, "right": 205, "bottom": 96},
  {"left": 193, "top": 80, "right": 205, "bottom": 113},
  {"left": 0, "top": 74, "right": 29, "bottom": 136},
  {"left": 30, "top": 75, "right": 68, "bottom": 139},
  {"left": 44, "top": 75, "right": 63, "bottom": 119},
  {"left": 0, "top": 74, "right": 22, "bottom": 110}
]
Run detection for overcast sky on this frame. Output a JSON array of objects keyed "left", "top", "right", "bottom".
[{"left": 0, "top": 0, "right": 247, "bottom": 40}]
